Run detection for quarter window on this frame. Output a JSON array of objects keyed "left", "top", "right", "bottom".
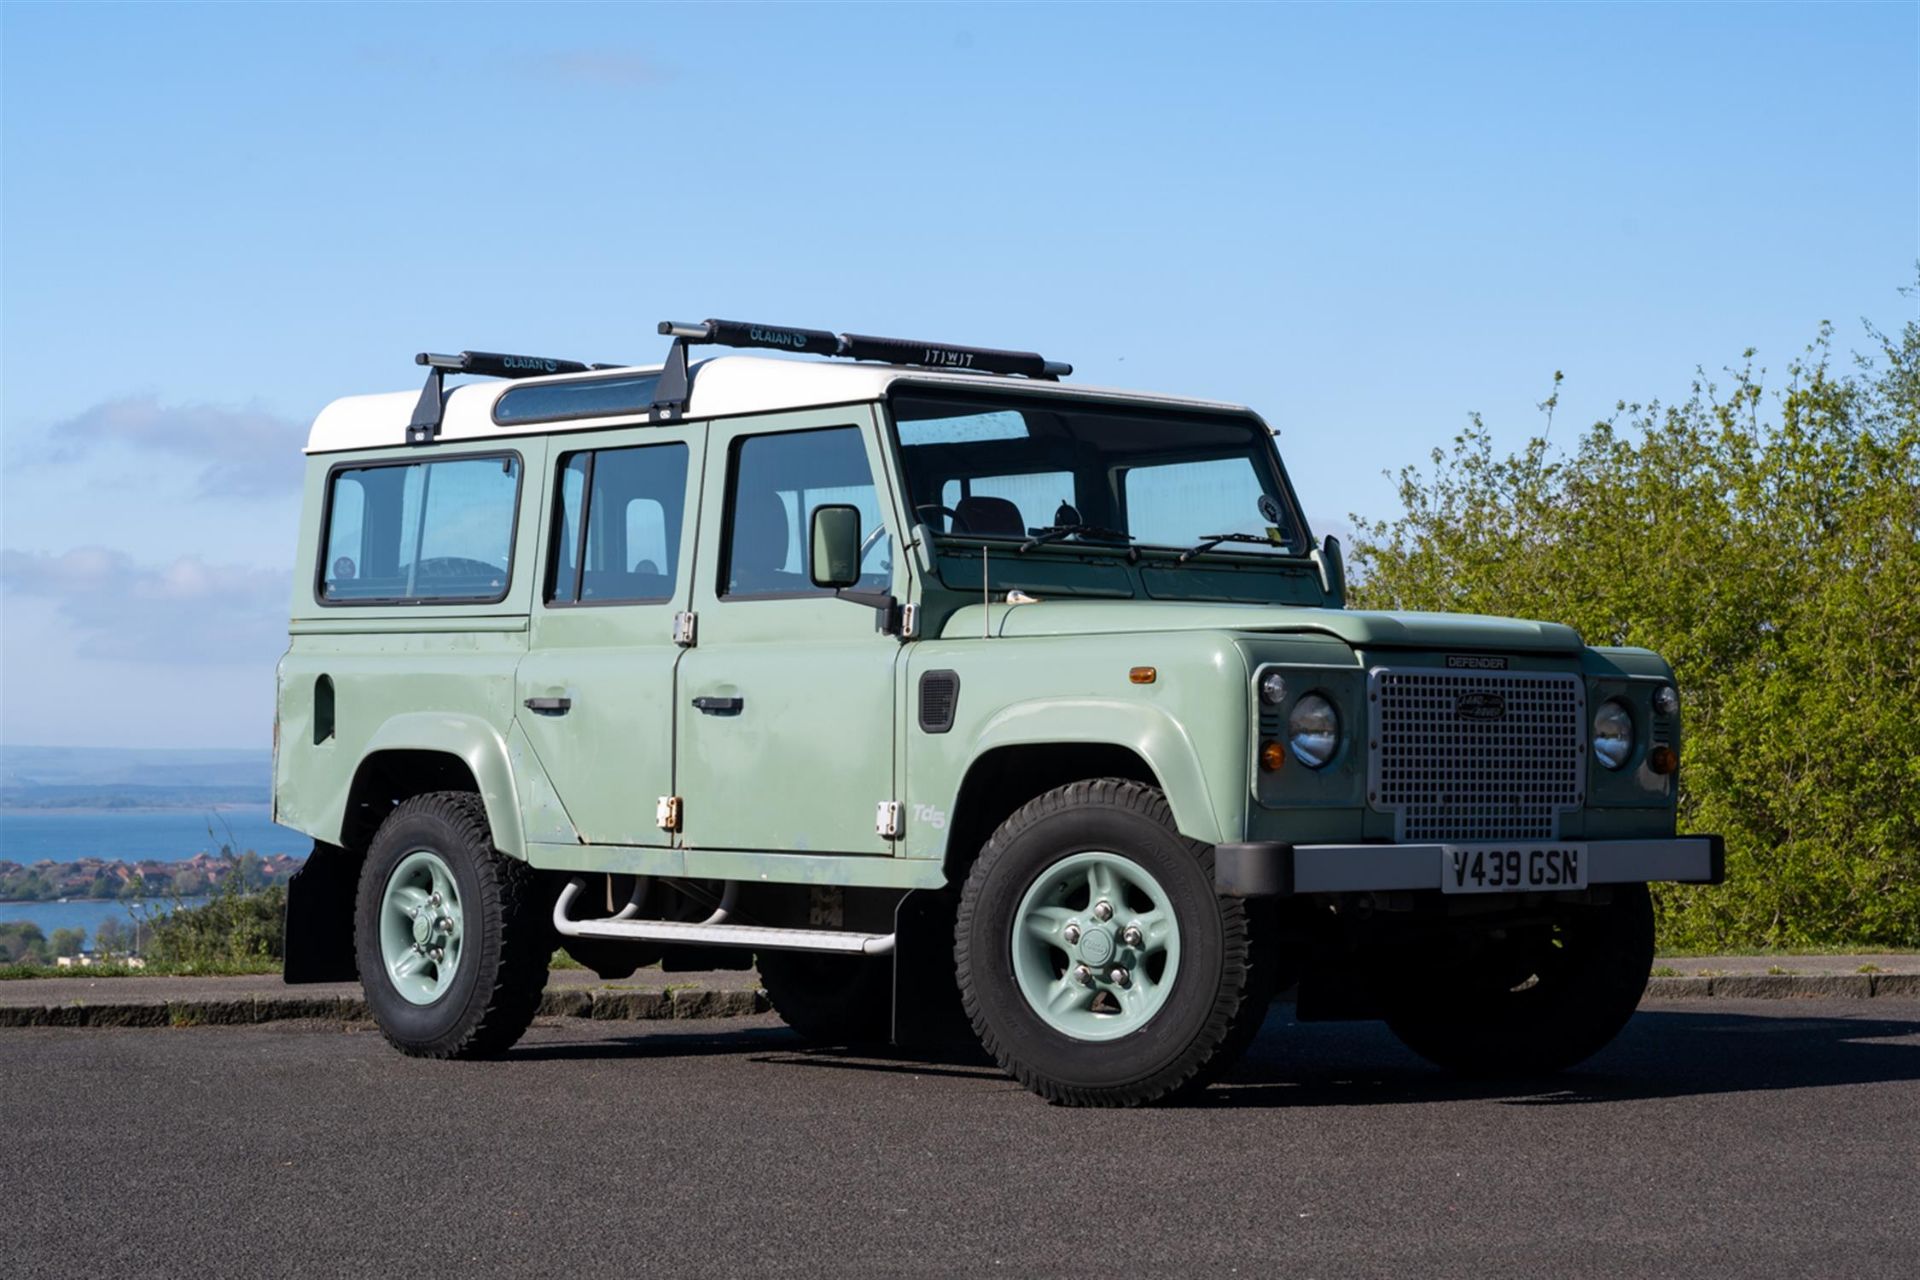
[
  {"left": 723, "top": 427, "right": 888, "bottom": 598},
  {"left": 549, "top": 442, "right": 690, "bottom": 605},
  {"left": 320, "top": 454, "right": 520, "bottom": 603}
]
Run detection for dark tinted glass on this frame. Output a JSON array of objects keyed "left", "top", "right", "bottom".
[
  {"left": 723, "top": 427, "right": 888, "bottom": 598},
  {"left": 548, "top": 442, "right": 689, "bottom": 605},
  {"left": 495, "top": 374, "right": 662, "bottom": 425},
  {"left": 891, "top": 391, "right": 1300, "bottom": 555},
  {"left": 321, "top": 455, "right": 520, "bottom": 603}
]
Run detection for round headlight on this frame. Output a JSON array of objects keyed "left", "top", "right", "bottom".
[
  {"left": 1259, "top": 671, "right": 1288, "bottom": 706},
  {"left": 1652, "top": 685, "right": 1679, "bottom": 716},
  {"left": 1594, "top": 699, "right": 1634, "bottom": 770},
  {"left": 1287, "top": 693, "right": 1339, "bottom": 768}
]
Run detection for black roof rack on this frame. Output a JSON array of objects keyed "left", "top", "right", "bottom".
[
  {"left": 407, "top": 349, "right": 618, "bottom": 444},
  {"left": 649, "top": 318, "right": 1071, "bottom": 422}
]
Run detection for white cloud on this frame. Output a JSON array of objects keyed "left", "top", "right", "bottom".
[
  {"left": 35, "top": 397, "right": 305, "bottom": 498},
  {"left": 0, "top": 547, "right": 288, "bottom": 664}
]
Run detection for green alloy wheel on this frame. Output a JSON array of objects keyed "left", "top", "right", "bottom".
[
  {"left": 378, "top": 849, "right": 465, "bottom": 1004},
  {"left": 956, "top": 778, "right": 1272, "bottom": 1107},
  {"left": 353, "top": 791, "right": 551, "bottom": 1059},
  {"left": 1010, "top": 850, "right": 1182, "bottom": 1042}
]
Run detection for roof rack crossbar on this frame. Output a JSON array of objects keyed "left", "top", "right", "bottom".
[
  {"left": 406, "top": 349, "right": 614, "bottom": 444},
  {"left": 647, "top": 318, "right": 1072, "bottom": 422}
]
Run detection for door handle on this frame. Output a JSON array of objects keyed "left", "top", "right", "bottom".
[
  {"left": 523, "top": 696, "right": 572, "bottom": 714},
  {"left": 692, "top": 695, "right": 744, "bottom": 715}
]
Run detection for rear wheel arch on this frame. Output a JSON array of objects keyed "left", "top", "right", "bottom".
[{"left": 342, "top": 715, "right": 524, "bottom": 861}]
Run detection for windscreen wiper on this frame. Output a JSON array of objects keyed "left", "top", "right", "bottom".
[
  {"left": 1177, "top": 532, "right": 1281, "bottom": 563},
  {"left": 1019, "top": 523, "right": 1136, "bottom": 553}
]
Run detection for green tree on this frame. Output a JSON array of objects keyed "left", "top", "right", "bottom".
[
  {"left": 95, "top": 916, "right": 130, "bottom": 955},
  {"left": 0, "top": 921, "right": 51, "bottom": 964},
  {"left": 1350, "top": 306, "right": 1920, "bottom": 950},
  {"left": 48, "top": 926, "right": 87, "bottom": 958}
]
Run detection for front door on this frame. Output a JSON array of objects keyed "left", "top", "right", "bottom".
[
  {"left": 675, "top": 407, "right": 902, "bottom": 854},
  {"left": 514, "top": 424, "right": 704, "bottom": 845}
]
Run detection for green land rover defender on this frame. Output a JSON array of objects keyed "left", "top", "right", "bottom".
[{"left": 275, "top": 319, "right": 1721, "bottom": 1105}]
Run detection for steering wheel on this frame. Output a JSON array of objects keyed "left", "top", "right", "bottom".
[
  {"left": 860, "top": 524, "right": 889, "bottom": 558},
  {"left": 914, "top": 502, "right": 962, "bottom": 531}
]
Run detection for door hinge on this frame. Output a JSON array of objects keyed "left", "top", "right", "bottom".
[
  {"left": 673, "top": 611, "right": 698, "bottom": 647},
  {"left": 875, "top": 800, "right": 903, "bottom": 840},
  {"left": 657, "top": 795, "right": 683, "bottom": 832}
]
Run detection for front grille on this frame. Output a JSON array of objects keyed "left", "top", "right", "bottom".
[{"left": 1369, "top": 667, "right": 1584, "bottom": 841}]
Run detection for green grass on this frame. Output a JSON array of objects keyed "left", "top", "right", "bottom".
[
  {"left": 0, "top": 958, "right": 282, "bottom": 981},
  {"left": 1656, "top": 945, "right": 1919, "bottom": 959}
]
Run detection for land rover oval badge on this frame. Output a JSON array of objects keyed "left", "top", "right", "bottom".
[{"left": 1455, "top": 691, "right": 1507, "bottom": 722}]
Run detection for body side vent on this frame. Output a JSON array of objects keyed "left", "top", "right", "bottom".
[{"left": 919, "top": 670, "right": 961, "bottom": 734}]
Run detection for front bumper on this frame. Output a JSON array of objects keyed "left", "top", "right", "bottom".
[{"left": 1215, "top": 835, "right": 1724, "bottom": 898}]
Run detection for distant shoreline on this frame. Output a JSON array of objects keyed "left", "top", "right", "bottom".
[{"left": 1, "top": 803, "right": 271, "bottom": 817}]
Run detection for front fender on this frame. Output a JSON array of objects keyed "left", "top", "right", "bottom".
[
  {"left": 358, "top": 713, "right": 526, "bottom": 860},
  {"left": 969, "top": 696, "right": 1240, "bottom": 845}
]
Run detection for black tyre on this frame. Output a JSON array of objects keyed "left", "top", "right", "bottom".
[
  {"left": 354, "top": 791, "right": 551, "bottom": 1059},
  {"left": 955, "top": 778, "right": 1267, "bottom": 1106},
  {"left": 757, "top": 950, "right": 893, "bottom": 1045},
  {"left": 1383, "top": 885, "right": 1655, "bottom": 1077}
]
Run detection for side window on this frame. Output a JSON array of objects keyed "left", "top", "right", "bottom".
[
  {"left": 320, "top": 454, "right": 520, "bottom": 603},
  {"left": 723, "top": 426, "right": 888, "bottom": 598},
  {"left": 548, "top": 442, "right": 689, "bottom": 605}
]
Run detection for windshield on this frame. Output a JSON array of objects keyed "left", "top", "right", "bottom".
[{"left": 889, "top": 389, "right": 1306, "bottom": 556}]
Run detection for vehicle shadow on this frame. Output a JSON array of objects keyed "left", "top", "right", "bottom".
[
  {"left": 506, "top": 1002, "right": 1920, "bottom": 1109},
  {"left": 1200, "top": 1003, "right": 1920, "bottom": 1110}
]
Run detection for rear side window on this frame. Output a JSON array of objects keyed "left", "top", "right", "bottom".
[
  {"left": 320, "top": 454, "right": 521, "bottom": 603},
  {"left": 548, "top": 442, "right": 690, "bottom": 605}
]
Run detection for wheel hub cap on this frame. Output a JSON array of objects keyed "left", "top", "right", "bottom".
[{"left": 1077, "top": 928, "right": 1115, "bottom": 966}]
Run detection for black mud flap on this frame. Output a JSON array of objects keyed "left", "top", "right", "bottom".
[
  {"left": 890, "top": 889, "right": 983, "bottom": 1060},
  {"left": 283, "top": 842, "right": 360, "bottom": 984}
]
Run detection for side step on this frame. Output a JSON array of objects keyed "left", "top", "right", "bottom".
[{"left": 552, "top": 879, "right": 895, "bottom": 956}]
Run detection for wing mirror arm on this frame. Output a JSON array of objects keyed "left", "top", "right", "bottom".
[{"left": 810, "top": 504, "right": 904, "bottom": 632}]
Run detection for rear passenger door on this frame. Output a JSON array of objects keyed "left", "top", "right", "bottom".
[
  {"left": 674, "top": 407, "right": 901, "bottom": 854},
  {"left": 514, "top": 425, "right": 704, "bottom": 846}
]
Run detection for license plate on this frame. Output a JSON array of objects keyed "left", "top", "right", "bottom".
[{"left": 1441, "top": 844, "right": 1589, "bottom": 894}]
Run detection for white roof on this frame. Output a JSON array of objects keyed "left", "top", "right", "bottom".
[{"left": 304, "top": 354, "right": 1253, "bottom": 453}]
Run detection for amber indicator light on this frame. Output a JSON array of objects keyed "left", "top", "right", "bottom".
[
  {"left": 1648, "top": 745, "right": 1678, "bottom": 775},
  {"left": 1259, "top": 740, "right": 1286, "bottom": 772},
  {"left": 1129, "top": 667, "right": 1158, "bottom": 685}
]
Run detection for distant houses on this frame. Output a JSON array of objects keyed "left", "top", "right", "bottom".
[{"left": 0, "top": 852, "right": 305, "bottom": 902}]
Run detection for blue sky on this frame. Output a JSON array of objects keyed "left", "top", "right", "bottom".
[{"left": 2, "top": 1, "right": 1914, "bottom": 748}]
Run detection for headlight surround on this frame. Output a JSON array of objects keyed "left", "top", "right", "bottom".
[
  {"left": 1593, "top": 699, "right": 1634, "bottom": 770},
  {"left": 1287, "top": 693, "right": 1339, "bottom": 768}
]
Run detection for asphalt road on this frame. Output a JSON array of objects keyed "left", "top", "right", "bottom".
[{"left": 4, "top": 999, "right": 1917, "bottom": 1279}]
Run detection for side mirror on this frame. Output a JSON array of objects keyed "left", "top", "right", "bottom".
[
  {"left": 809, "top": 504, "right": 863, "bottom": 589},
  {"left": 1313, "top": 534, "right": 1346, "bottom": 607}
]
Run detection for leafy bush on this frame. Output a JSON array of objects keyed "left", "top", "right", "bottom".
[
  {"left": 1349, "top": 306, "right": 1919, "bottom": 950},
  {"left": 139, "top": 869, "right": 286, "bottom": 970}
]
